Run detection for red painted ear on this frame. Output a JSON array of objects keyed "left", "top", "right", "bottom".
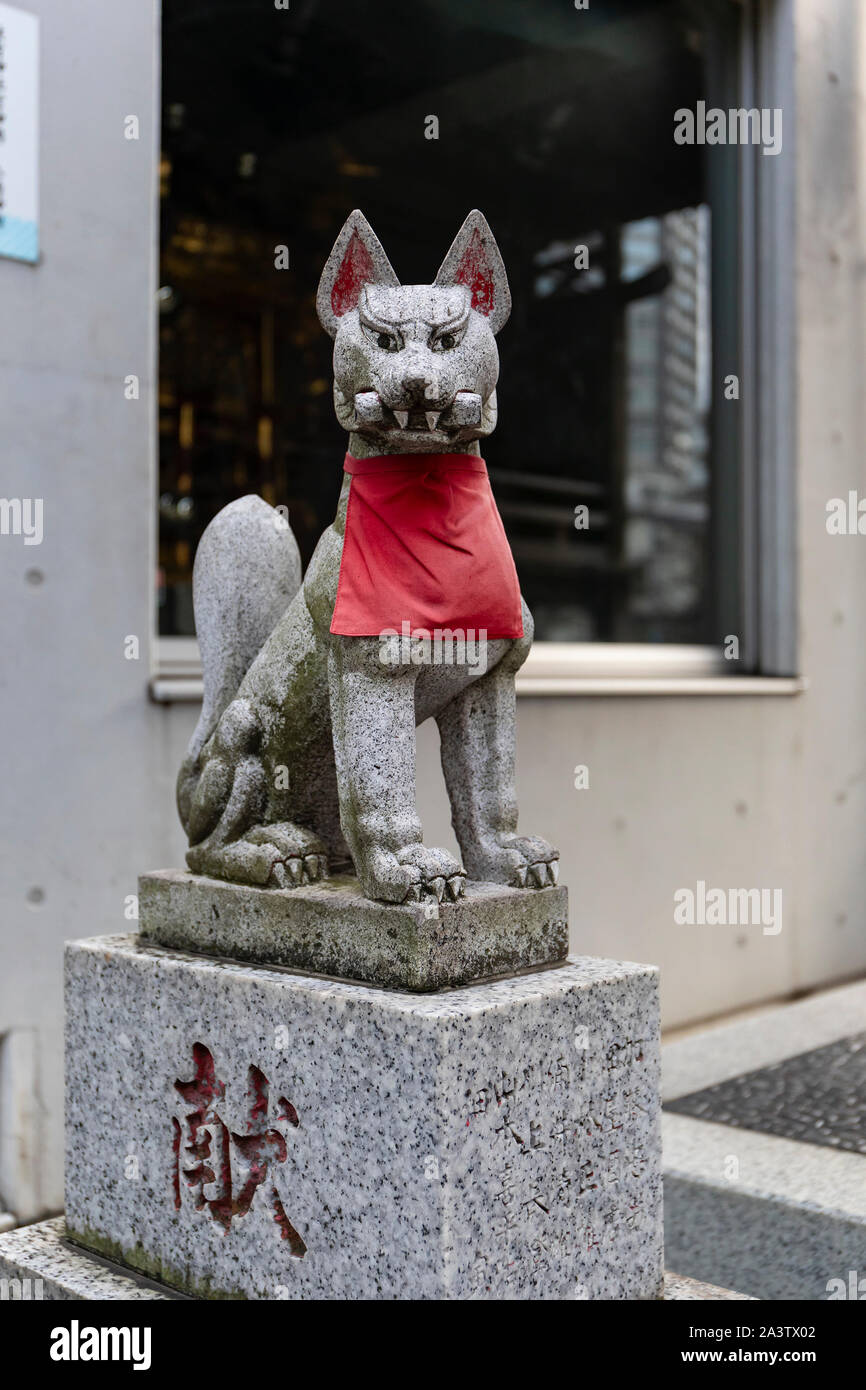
[
  {"left": 452, "top": 228, "right": 497, "bottom": 316},
  {"left": 331, "top": 231, "right": 376, "bottom": 318},
  {"left": 317, "top": 211, "right": 399, "bottom": 337},
  {"left": 434, "top": 210, "right": 511, "bottom": 333}
]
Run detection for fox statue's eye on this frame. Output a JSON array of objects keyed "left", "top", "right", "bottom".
[
  {"left": 377, "top": 332, "right": 398, "bottom": 351},
  {"left": 432, "top": 329, "right": 461, "bottom": 352}
]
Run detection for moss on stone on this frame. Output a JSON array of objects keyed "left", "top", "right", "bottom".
[{"left": 64, "top": 1224, "right": 249, "bottom": 1301}]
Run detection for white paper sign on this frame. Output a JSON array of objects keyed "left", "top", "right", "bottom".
[{"left": 0, "top": 4, "right": 39, "bottom": 264}]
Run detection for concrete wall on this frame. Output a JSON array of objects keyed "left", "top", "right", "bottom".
[
  {"left": 1, "top": 0, "right": 865, "bottom": 1220},
  {"left": 0, "top": 0, "right": 161, "bottom": 1218}
]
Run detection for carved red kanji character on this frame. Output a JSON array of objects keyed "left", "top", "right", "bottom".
[{"left": 172, "top": 1042, "right": 306, "bottom": 1256}]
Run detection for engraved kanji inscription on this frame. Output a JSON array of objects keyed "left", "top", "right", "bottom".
[
  {"left": 464, "top": 1039, "right": 654, "bottom": 1293},
  {"left": 172, "top": 1042, "right": 306, "bottom": 1256}
]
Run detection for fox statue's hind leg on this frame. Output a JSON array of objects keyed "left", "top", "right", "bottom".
[{"left": 183, "top": 695, "right": 329, "bottom": 887}]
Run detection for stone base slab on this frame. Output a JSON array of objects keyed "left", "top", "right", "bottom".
[
  {"left": 0, "top": 1218, "right": 176, "bottom": 1299},
  {"left": 139, "top": 869, "right": 569, "bottom": 992},
  {"left": 0, "top": 1219, "right": 749, "bottom": 1300},
  {"left": 65, "top": 934, "right": 662, "bottom": 1300}
]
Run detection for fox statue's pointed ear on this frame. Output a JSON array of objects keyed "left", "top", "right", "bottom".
[
  {"left": 316, "top": 210, "right": 400, "bottom": 337},
  {"left": 434, "top": 210, "right": 511, "bottom": 334}
]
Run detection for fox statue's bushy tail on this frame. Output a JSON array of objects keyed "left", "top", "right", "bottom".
[{"left": 176, "top": 495, "right": 302, "bottom": 832}]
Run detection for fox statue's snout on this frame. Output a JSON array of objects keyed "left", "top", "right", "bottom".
[{"left": 318, "top": 210, "right": 510, "bottom": 453}]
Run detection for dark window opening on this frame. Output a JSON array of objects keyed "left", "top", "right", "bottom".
[{"left": 158, "top": 0, "right": 741, "bottom": 645}]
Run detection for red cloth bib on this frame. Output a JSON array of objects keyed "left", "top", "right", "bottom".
[{"left": 330, "top": 453, "right": 523, "bottom": 638}]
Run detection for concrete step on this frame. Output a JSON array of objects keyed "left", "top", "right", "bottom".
[{"left": 663, "top": 978, "right": 866, "bottom": 1300}]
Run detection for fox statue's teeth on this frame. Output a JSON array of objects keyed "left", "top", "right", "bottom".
[
  {"left": 425, "top": 412, "right": 440, "bottom": 431},
  {"left": 394, "top": 410, "right": 409, "bottom": 429}
]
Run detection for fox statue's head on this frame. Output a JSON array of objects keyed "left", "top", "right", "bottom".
[{"left": 316, "top": 209, "right": 510, "bottom": 454}]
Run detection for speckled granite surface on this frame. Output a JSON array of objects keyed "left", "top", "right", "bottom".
[
  {"left": 0, "top": 1221, "right": 746, "bottom": 1301},
  {"left": 0, "top": 1218, "right": 177, "bottom": 1299},
  {"left": 664, "top": 1273, "right": 756, "bottom": 1300},
  {"left": 139, "top": 869, "right": 568, "bottom": 992},
  {"left": 65, "top": 935, "right": 662, "bottom": 1300}
]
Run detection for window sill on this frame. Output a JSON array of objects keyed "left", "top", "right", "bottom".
[
  {"left": 515, "top": 674, "right": 806, "bottom": 697},
  {"left": 151, "top": 639, "right": 805, "bottom": 702}
]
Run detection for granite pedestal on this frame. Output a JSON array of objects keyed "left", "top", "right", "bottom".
[
  {"left": 64, "top": 933, "right": 663, "bottom": 1300},
  {"left": 0, "top": 1220, "right": 748, "bottom": 1300}
]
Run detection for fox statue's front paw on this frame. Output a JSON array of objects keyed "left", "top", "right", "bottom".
[
  {"left": 359, "top": 843, "right": 466, "bottom": 905},
  {"left": 467, "top": 834, "right": 559, "bottom": 890}
]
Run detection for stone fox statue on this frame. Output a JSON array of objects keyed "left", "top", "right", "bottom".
[{"left": 177, "top": 209, "right": 559, "bottom": 904}]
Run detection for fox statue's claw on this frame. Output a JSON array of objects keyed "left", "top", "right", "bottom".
[
  {"left": 446, "top": 874, "right": 464, "bottom": 901},
  {"left": 269, "top": 852, "right": 327, "bottom": 889},
  {"left": 404, "top": 867, "right": 466, "bottom": 906}
]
